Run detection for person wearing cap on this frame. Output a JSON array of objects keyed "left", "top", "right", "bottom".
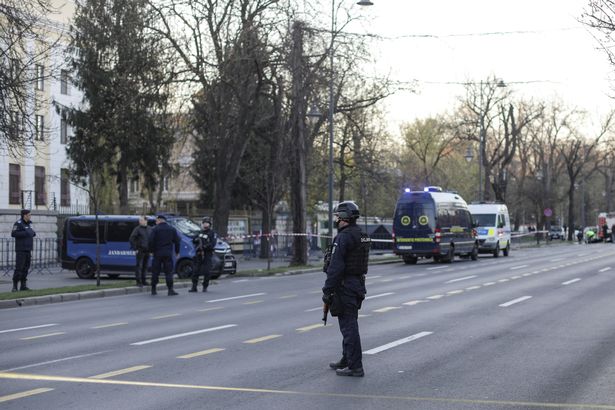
[
  {"left": 11, "top": 209, "right": 36, "bottom": 292},
  {"left": 190, "top": 217, "right": 218, "bottom": 293},
  {"left": 148, "top": 215, "right": 180, "bottom": 296}
]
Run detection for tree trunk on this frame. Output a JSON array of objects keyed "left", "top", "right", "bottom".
[
  {"left": 567, "top": 186, "right": 575, "bottom": 241},
  {"left": 118, "top": 160, "right": 129, "bottom": 213}
]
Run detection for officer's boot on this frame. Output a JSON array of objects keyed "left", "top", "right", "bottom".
[
  {"left": 151, "top": 279, "right": 158, "bottom": 295},
  {"left": 141, "top": 274, "right": 149, "bottom": 286},
  {"left": 135, "top": 273, "right": 142, "bottom": 288},
  {"left": 20, "top": 280, "right": 30, "bottom": 291},
  {"left": 11, "top": 279, "right": 19, "bottom": 292},
  {"left": 167, "top": 280, "right": 178, "bottom": 296},
  {"left": 189, "top": 280, "right": 198, "bottom": 293}
]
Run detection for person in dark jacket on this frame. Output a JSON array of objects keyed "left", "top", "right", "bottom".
[
  {"left": 148, "top": 215, "right": 180, "bottom": 296},
  {"left": 190, "top": 217, "right": 217, "bottom": 293},
  {"left": 129, "top": 216, "right": 151, "bottom": 287},
  {"left": 11, "top": 209, "right": 36, "bottom": 292},
  {"left": 322, "top": 201, "right": 370, "bottom": 377}
]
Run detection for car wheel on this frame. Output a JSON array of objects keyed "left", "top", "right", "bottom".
[
  {"left": 175, "top": 259, "right": 194, "bottom": 279},
  {"left": 493, "top": 243, "right": 500, "bottom": 258},
  {"left": 75, "top": 257, "right": 95, "bottom": 279},
  {"left": 470, "top": 244, "right": 478, "bottom": 261},
  {"left": 403, "top": 255, "right": 418, "bottom": 265},
  {"left": 503, "top": 243, "right": 510, "bottom": 257},
  {"left": 442, "top": 246, "right": 454, "bottom": 263},
  {"left": 107, "top": 274, "right": 120, "bottom": 279}
]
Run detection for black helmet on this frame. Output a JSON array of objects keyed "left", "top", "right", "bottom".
[
  {"left": 202, "top": 217, "right": 212, "bottom": 225},
  {"left": 334, "top": 201, "right": 360, "bottom": 220}
]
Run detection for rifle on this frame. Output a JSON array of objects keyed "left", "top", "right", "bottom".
[{"left": 322, "top": 302, "right": 329, "bottom": 326}]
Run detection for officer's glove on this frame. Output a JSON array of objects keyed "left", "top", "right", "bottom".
[{"left": 322, "top": 293, "right": 333, "bottom": 305}]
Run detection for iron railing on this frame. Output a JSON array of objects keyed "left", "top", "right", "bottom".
[{"left": 0, "top": 238, "right": 60, "bottom": 276}]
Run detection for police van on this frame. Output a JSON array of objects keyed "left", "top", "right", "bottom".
[
  {"left": 393, "top": 187, "right": 478, "bottom": 264},
  {"left": 61, "top": 215, "right": 236, "bottom": 279},
  {"left": 467, "top": 203, "right": 511, "bottom": 257}
]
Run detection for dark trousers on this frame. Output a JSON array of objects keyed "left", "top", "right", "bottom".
[
  {"left": 337, "top": 308, "right": 362, "bottom": 370},
  {"left": 135, "top": 250, "right": 149, "bottom": 283},
  {"left": 13, "top": 251, "right": 32, "bottom": 283},
  {"left": 151, "top": 255, "right": 173, "bottom": 285},
  {"left": 193, "top": 253, "right": 212, "bottom": 289}
]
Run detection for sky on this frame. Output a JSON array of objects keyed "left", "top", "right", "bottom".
[{"left": 342, "top": 0, "right": 615, "bottom": 134}]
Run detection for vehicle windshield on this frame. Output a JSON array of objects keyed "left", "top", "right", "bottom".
[
  {"left": 395, "top": 200, "right": 435, "bottom": 230},
  {"left": 472, "top": 214, "right": 496, "bottom": 227},
  {"left": 168, "top": 218, "right": 201, "bottom": 237},
  {"left": 550, "top": 226, "right": 561, "bottom": 232}
]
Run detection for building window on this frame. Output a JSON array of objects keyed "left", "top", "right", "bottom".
[
  {"left": 35, "top": 64, "right": 44, "bottom": 90},
  {"left": 163, "top": 176, "right": 169, "bottom": 192},
  {"left": 60, "top": 118, "right": 67, "bottom": 144},
  {"left": 35, "top": 115, "right": 44, "bottom": 141},
  {"left": 61, "top": 168, "right": 70, "bottom": 206},
  {"left": 35, "top": 166, "right": 46, "bottom": 205},
  {"left": 9, "top": 164, "right": 21, "bottom": 205},
  {"left": 60, "top": 70, "right": 69, "bottom": 95},
  {"left": 10, "top": 111, "right": 20, "bottom": 139},
  {"left": 10, "top": 59, "right": 21, "bottom": 80}
]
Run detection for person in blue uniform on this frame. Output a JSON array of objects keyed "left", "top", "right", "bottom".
[
  {"left": 148, "top": 215, "right": 180, "bottom": 296},
  {"left": 322, "top": 201, "right": 370, "bottom": 377},
  {"left": 11, "top": 209, "right": 36, "bottom": 292}
]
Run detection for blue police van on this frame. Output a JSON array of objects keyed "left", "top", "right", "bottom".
[
  {"left": 61, "top": 215, "right": 237, "bottom": 279},
  {"left": 393, "top": 187, "right": 478, "bottom": 264}
]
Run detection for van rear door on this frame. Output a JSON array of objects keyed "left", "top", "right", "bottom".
[{"left": 394, "top": 195, "right": 436, "bottom": 253}]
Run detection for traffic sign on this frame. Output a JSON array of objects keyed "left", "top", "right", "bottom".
[{"left": 544, "top": 208, "right": 553, "bottom": 217}]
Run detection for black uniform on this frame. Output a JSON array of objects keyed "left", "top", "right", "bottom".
[
  {"left": 129, "top": 224, "right": 151, "bottom": 286},
  {"left": 148, "top": 221, "right": 180, "bottom": 295},
  {"left": 11, "top": 217, "right": 36, "bottom": 291},
  {"left": 192, "top": 228, "right": 217, "bottom": 292},
  {"left": 323, "top": 223, "right": 370, "bottom": 374}
]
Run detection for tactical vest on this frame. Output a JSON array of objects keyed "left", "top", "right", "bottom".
[{"left": 344, "top": 227, "right": 370, "bottom": 276}]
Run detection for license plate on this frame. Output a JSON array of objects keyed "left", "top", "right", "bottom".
[
  {"left": 398, "top": 245, "right": 413, "bottom": 250},
  {"left": 224, "top": 262, "right": 233, "bottom": 268}
]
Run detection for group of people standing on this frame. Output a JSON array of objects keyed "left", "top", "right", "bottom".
[{"left": 129, "top": 215, "right": 218, "bottom": 296}]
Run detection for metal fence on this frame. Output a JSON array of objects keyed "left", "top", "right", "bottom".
[{"left": 0, "top": 238, "right": 60, "bottom": 276}]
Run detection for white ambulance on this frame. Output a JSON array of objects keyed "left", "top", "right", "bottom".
[{"left": 467, "top": 203, "right": 512, "bottom": 257}]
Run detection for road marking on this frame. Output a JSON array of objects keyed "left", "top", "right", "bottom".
[
  {"left": 0, "top": 324, "right": 57, "bottom": 335},
  {"left": 2, "top": 351, "right": 111, "bottom": 372},
  {"left": 427, "top": 266, "right": 448, "bottom": 270},
  {"left": 243, "top": 300, "right": 264, "bottom": 305},
  {"left": 150, "top": 314, "right": 181, "bottom": 320},
  {"left": 445, "top": 275, "right": 477, "bottom": 284},
  {"left": 177, "top": 348, "right": 225, "bottom": 359},
  {"left": 373, "top": 307, "right": 401, "bottom": 313},
  {"left": 562, "top": 278, "right": 581, "bottom": 285},
  {"left": 510, "top": 265, "right": 528, "bottom": 270},
  {"left": 550, "top": 257, "right": 565, "bottom": 262},
  {"left": 196, "top": 307, "right": 224, "bottom": 313},
  {"left": 483, "top": 282, "right": 496, "bottom": 286},
  {"left": 365, "top": 292, "right": 394, "bottom": 300},
  {"left": 296, "top": 324, "right": 323, "bottom": 332},
  {"left": 402, "top": 300, "right": 428, "bottom": 306},
  {"left": 498, "top": 279, "right": 510, "bottom": 283},
  {"left": 522, "top": 273, "right": 532, "bottom": 277},
  {"left": 131, "top": 324, "right": 237, "bottom": 346},
  {"left": 20, "top": 332, "right": 65, "bottom": 340},
  {"left": 499, "top": 296, "right": 532, "bottom": 308},
  {"left": 207, "top": 293, "right": 266, "bottom": 303},
  {"left": 232, "top": 279, "right": 250, "bottom": 283},
  {"left": 427, "top": 295, "right": 444, "bottom": 300},
  {"left": 309, "top": 290, "right": 322, "bottom": 294},
  {"left": 447, "top": 290, "right": 464, "bottom": 295},
  {"left": 90, "top": 365, "right": 151, "bottom": 379},
  {"left": 305, "top": 307, "right": 323, "bottom": 312},
  {"left": 465, "top": 285, "right": 482, "bottom": 290},
  {"left": 511, "top": 276, "right": 522, "bottom": 280},
  {"left": 4, "top": 371, "right": 615, "bottom": 409},
  {"left": 364, "top": 331, "right": 433, "bottom": 355},
  {"left": 243, "top": 334, "right": 282, "bottom": 344},
  {"left": 367, "top": 275, "right": 382, "bottom": 279},
  {"left": 91, "top": 322, "right": 128, "bottom": 329},
  {"left": 278, "top": 294, "right": 298, "bottom": 299},
  {"left": 599, "top": 267, "right": 612, "bottom": 272},
  {"left": 0, "top": 388, "right": 54, "bottom": 403},
  {"left": 380, "top": 279, "right": 394, "bottom": 283}
]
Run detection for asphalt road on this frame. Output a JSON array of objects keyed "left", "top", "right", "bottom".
[{"left": 1, "top": 243, "right": 615, "bottom": 409}]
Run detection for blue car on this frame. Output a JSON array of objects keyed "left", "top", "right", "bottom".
[{"left": 61, "top": 215, "right": 237, "bottom": 279}]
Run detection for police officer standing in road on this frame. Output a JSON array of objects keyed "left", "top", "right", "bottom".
[
  {"left": 148, "top": 215, "right": 180, "bottom": 296},
  {"left": 11, "top": 209, "right": 36, "bottom": 292},
  {"left": 190, "top": 217, "right": 218, "bottom": 293},
  {"left": 322, "top": 201, "right": 370, "bottom": 377},
  {"left": 129, "top": 216, "right": 151, "bottom": 287}
]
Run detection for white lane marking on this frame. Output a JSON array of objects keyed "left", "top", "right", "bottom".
[
  {"left": 599, "top": 267, "right": 612, "bottom": 272},
  {"left": 562, "top": 278, "right": 581, "bottom": 285},
  {"left": 0, "top": 388, "right": 55, "bottom": 403},
  {"left": 550, "top": 257, "right": 565, "bottom": 262},
  {"left": 131, "top": 325, "right": 237, "bottom": 346},
  {"left": 498, "top": 279, "right": 510, "bottom": 283},
  {"left": 364, "top": 331, "right": 433, "bottom": 355},
  {"left": 427, "top": 295, "right": 444, "bottom": 300},
  {"left": 0, "top": 324, "right": 57, "bottom": 335},
  {"left": 305, "top": 307, "right": 323, "bottom": 312},
  {"left": 465, "top": 285, "right": 481, "bottom": 290},
  {"left": 365, "top": 292, "right": 394, "bottom": 300},
  {"left": 21, "top": 332, "right": 65, "bottom": 340},
  {"left": 511, "top": 276, "right": 522, "bottom": 280},
  {"left": 373, "top": 307, "right": 401, "bottom": 313},
  {"left": 445, "top": 275, "right": 477, "bottom": 284},
  {"left": 499, "top": 296, "right": 532, "bottom": 308},
  {"left": 367, "top": 275, "right": 382, "bottom": 279},
  {"left": 446, "top": 290, "right": 464, "bottom": 295},
  {"left": 90, "top": 365, "right": 151, "bottom": 379},
  {"left": 427, "top": 266, "right": 449, "bottom": 270},
  {"left": 2, "top": 351, "right": 111, "bottom": 372},
  {"left": 402, "top": 300, "right": 428, "bottom": 306},
  {"left": 207, "top": 293, "right": 266, "bottom": 303},
  {"left": 380, "top": 279, "right": 394, "bottom": 283},
  {"left": 510, "top": 265, "right": 528, "bottom": 270},
  {"left": 483, "top": 282, "right": 496, "bottom": 286},
  {"left": 232, "top": 279, "right": 250, "bottom": 283}
]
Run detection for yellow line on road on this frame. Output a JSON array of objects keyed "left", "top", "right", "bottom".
[
  {"left": 2, "top": 372, "right": 615, "bottom": 409},
  {"left": 296, "top": 324, "right": 323, "bottom": 332},
  {"left": 243, "top": 300, "right": 264, "bottom": 305},
  {"left": 278, "top": 294, "right": 298, "bottom": 299},
  {"left": 20, "top": 332, "right": 65, "bottom": 340},
  {"left": 0, "top": 388, "right": 54, "bottom": 403},
  {"left": 177, "top": 348, "right": 225, "bottom": 359},
  {"left": 243, "top": 335, "right": 282, "bottom": 344},
  {"left": 150, "top": 314, "right": 181, "bottom": 320},
  {"left": 91, "top": 322, "right": 128, "bottom": 329},
  {"left": 90, "top": 365, "right": 152, "bottom": 379}
]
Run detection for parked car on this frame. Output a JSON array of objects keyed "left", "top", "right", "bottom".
[{"left": 548, "top": 226, "right": 565, "bottom": 240}]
